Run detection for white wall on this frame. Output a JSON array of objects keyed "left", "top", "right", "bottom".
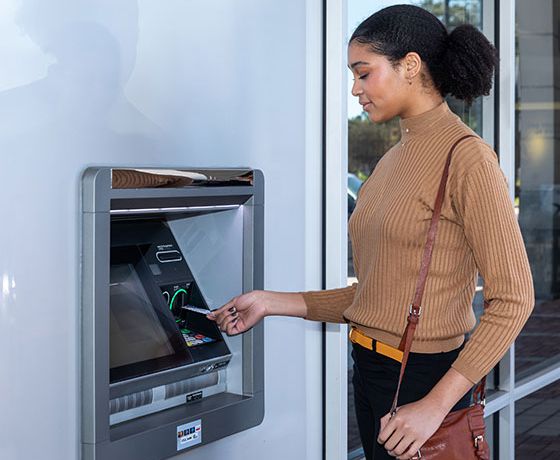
[{"left": 0, "top": 1, "right": 323, "bottom": 459}]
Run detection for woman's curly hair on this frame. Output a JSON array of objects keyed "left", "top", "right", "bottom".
[{"left": 350, "top": 5, "right": 498, "bottom": 105}]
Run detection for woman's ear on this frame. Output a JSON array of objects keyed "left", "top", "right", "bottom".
[{"left": 403, "top": 52, "right": 422, "bottom": 82}]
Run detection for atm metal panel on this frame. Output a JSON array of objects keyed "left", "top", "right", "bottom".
[{"left": 81, "top": 167, "right": 264, "bottom": 460}]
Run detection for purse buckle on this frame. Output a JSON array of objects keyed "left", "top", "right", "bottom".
[
  {"left": 474, "top": 435, "right": 484, "bottom": 448},
  {"left": 409, "top": 304, "right": 422, "bottom": 316}
]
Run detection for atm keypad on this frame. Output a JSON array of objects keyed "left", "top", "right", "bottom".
[{"left": 181, "top": 329, "right": 216, "bottom": 347}]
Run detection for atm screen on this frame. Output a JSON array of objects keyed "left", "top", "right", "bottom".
[
  {"left": 110, "top": 264, "right": 176, "bottom": 368},
  {"left": 109, "top": 220, "right": 232, "bottom": 385},
  {"left": 109, "top": 246, "right": 193, "bottom": 383}
]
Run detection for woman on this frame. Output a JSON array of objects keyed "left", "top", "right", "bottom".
[{"left": 208, "top": 5, "right": 534, "bottom": 460}]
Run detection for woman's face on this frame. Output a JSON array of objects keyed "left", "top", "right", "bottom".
[{"left": 348, "top": 42, "right": 408, "bottom": 123}]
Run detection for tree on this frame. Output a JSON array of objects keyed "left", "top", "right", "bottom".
[
  {"left": 416, "top": 0, "right": 481, "bottom": 27},
  {"left": 348, "top": 115, "right": 400, "bottom": 178}
]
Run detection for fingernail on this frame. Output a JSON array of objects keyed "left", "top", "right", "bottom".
[
  {"left": 232, "top": 312, "right": 238, "bottom": 317},
  {"left": 229, "top": 307, "right": 236, "bottom": 313}
]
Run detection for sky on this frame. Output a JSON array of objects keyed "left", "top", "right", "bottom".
[{"left": 347, "top": 1, "right": 415, "bottom": 118}]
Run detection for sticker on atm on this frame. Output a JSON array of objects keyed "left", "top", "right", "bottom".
[{"left": 177, "top": 420, "right": 202, "bottom": 451}]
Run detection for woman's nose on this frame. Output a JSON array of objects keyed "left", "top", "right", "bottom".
[{"left": 351, "top": 79, "right": 362, "bottom": 97}]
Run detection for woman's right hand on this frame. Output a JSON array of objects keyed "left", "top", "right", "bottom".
[
  {"left": 206, "top": 290, "right": 308, "bottom": 336},
  {"left": 207, "top": 290, "right": 268, "bottom": 336}
]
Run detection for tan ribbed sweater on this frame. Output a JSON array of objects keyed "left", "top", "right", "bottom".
[{"left": 303, "top": 101, "right": 534, "bottom": 384}]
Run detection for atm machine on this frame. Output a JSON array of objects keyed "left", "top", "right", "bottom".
[{"left": 81, "top": 168, "right": 264, "bottom": 460}]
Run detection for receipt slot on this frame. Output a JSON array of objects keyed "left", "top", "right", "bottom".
[{"left": 81, "top": 168, "right": 264, "bottom": 460}]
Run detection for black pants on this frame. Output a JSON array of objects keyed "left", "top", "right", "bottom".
[{"left": 352, "top": 340, "right": 473, "bottom": 460}]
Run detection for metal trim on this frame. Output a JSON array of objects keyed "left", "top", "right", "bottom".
[
  {"left": 109, "top": 205, "right": 240, "bottom": 215},
  {"left": 111, "top": 168, "right": 254, "bottom": 189}
]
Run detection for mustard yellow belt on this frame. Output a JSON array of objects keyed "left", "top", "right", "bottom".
[{"left": 349, "top": 327, "right": 404, "bottom": 363}]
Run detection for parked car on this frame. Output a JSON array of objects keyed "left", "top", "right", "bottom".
[
  {"left": 348, "top": 172, "right": 363, "bottom": 218},
  {"left": 347, "top": 173, "right": 363, "bottom": 278}
]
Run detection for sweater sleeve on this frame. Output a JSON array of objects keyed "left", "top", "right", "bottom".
[
  {"left": 301, "top": 283, "right": 358, "bottom": 323},
  {"left": 451, "top": 156, "right": 534, "bottom": 384}
]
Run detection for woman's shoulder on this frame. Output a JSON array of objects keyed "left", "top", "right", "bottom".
[
  {"left": 447, "top": 123, "right": 499, "bottom": 176},
  {"left": 440, "top": 122, "right": 503, "bottom": 198}
]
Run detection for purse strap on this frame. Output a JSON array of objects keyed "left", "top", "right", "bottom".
[{"left": 390, "top": 134, "right": 486, "bottom": 417}]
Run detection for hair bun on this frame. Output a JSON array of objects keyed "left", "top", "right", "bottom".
[{"left": 438, "top": 24, "right": 498, "bottom": 104}]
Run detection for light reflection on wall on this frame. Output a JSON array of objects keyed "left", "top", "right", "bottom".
[{"left": 1, "top": 273, "right": 17, "bottom": 313}]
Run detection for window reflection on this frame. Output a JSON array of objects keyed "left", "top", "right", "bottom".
[
  {"left": 515, "top": 0, "right": 560, "bottom": 380},
  {"left": 516, "top": 380, "right": 560, "bottom": 457}
]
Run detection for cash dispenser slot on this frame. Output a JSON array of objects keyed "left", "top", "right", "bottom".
[
  {"left": 156, "top": 250, "right": 183, "bottom": 263},
  {"left": 108, "top": 218, "right": 232, "bottom": 424}
]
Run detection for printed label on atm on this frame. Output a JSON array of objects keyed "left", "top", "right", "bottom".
[
  {"left": 177, "top": 420, "right": 202, "bottom": 451},
  {"left": 186, "top": 391, "right": 203, "bottom": 403}
]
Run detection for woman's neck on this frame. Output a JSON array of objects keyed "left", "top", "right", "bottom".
[{"left": 399, "top": 95, "right": 445, "bottom": 120}]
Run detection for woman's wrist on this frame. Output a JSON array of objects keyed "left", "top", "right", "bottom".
[
  {"left": 259, "top": 291, "right": 307, "bottom": 318},
  {"left": 422, "top": 392, "right": 453, "bottom": 418},
  {"left": 424, "top": 367, "right": 474, "bottom": 416}
]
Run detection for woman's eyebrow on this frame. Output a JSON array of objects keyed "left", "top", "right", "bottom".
[{"left": 348, "top": 60, "right": 370, "bottom": 70}]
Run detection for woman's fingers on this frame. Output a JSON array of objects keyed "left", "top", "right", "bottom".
[
  {"left": 205, "top": 299, "right": 240, "bottom": 332},
  {"left": 379, "top": 412, "right": 391, "bottom": 433},
  {"left": 225, "top": 316, "right": 241, "bottom": 335},
  {"left": 383, "top": 432, "right": 405, "bottom": 453},
  {"left": 207, "top": 299, "right": 237, "bottom": 325},
  {"left": 219, "top": 309, "right": 238, "bottom": 331},
  {"left": 207, "top": 299, "right": 234, "bottom": 318},
  {"left": 388, "top": 435, "right": 414, "bottom": 458},
  {"left": 206, "top": 294, "right": 257, "bottom": 335},
  {"left": 377, "top": 413, "right": 397, "bottom": 445},
  {"left": 213, "top": 307, "right": 236, "bottom": 330},
  {"left": 397, "top": 441, "right": 422, "bottom": 460}
]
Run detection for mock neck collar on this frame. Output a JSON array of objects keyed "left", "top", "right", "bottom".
[{"left": 399, "top": 100, "right": 457, "bottom": 143}]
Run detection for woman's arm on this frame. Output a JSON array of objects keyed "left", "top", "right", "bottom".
[
  {"left": 449, "top": 154, "right": 534, "bottom": 383},
  {"left": 302, "top": 283, "right": 358, "bottom": 323},
  {"left": 208, "top": 284, "right": 359, "bottom": 335}
]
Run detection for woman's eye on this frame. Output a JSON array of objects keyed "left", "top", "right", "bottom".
[{"left": 358, "top": 73, "right": 369, "bottom": 80}]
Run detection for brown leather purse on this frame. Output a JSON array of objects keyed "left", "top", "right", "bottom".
[{"left": 390, "top": 134, "right": 490, "bottom": 460}]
